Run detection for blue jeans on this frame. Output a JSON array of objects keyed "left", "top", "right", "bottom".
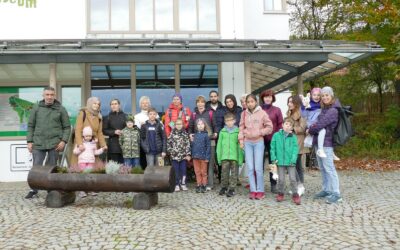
[
  {"left": 172, "top": 160, "right": 187, "bottom": 186},
  {"left": 316, "top": 147, "right": 340, "bottom": 196},
  {"left": 245, "top": 140, "right": 265, "bottom": 193},
  {"left": 124, "top": 158, "right": 140, "bottom": 167}
]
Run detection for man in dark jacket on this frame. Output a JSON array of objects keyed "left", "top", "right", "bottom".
[{"left": 25, "top": 86, "right": 71, "bottom": 199}]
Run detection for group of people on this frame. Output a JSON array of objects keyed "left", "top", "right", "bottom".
[{"left": 25, "top": 86, "right": 342, "bottom": 205}]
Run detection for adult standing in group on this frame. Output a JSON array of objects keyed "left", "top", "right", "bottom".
[
  {"left": 189, "top": 95, "right": 217, "bottom": 190},
  {"left": 239, "top": 94, "right": 273, "bottom": 200},
  {"left": 309, "top": 86, "right": 342, "bottom": 204},
  {"left": 72, "top": 97, "right": 107, "bottom": 167},
  {"left": 286, "top": 95, "right": 308, "bottom": 196},
  {"left": 25, "top": 86, "right": 71, "bottom": 199},
  {"left": 259, "top": 90, "right": 283, "bottom": 194},
  {"left": 215, "top": 94, "right": 243, "bottom": 133},
  {"left": 164, "top": 93, "right": 191, "bottom": 137},
  {"left": 102, "top": 99, "right": 126, "bottom": 164}
]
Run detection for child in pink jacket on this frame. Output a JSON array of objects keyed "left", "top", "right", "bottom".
[{"left": 73, "top": 126, "right": 105, "bottom": 173}]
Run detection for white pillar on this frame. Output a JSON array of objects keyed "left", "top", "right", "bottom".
[{"left": 49, "top": 63, "right": 57, "bottom": 89}]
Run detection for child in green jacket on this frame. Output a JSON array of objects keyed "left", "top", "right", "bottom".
[
  {"left": 270, "top": 117, "right": 301, "bottom": 205},
  {"left": 216, "top": 113, "right": 244, "bottom": 197}
]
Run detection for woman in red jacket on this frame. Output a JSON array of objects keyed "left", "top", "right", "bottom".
[{"left": 164, "top": 93, "right": 191, "bottom": 137}]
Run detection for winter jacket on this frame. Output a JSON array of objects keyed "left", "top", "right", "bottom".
[
  {"left": 140, "top": 120, "right": 167, "bottom": 154},
  {"left": 74, "top": 109, "right": 106, "bottom": 148},
  {"left": 215, "top": 106, "right": 243, "bottom": 133},
  {"left": 261, "top": 104, "right": 283, "bottom": 143},
  {"left": 287, "top": 111, "right": 308, "bottom": 154},
  {"left": 102, "top": 111, "right": 126, "bottom": 154},
  {"left": 301, "top": 100, "right": 321, "bottom": 128},
  {"left": 309, "top": 100, "right": 340, "bottom": 148},
  {"left": 119, "top": 126, "right": 141, "bottom": 158},
  {"left": 27, "top": 100, "right": 71, "bottom": 150},
  {"left": 73, "top": 140, "right": 104, "bottom": 164},
  {"left": 167, "top": 129, "right": 191, "bottom": 161},
  {"left": 188, "top": 107, "right": 216, "bottom": 135},
  {"left": 191, "top": 131, "right": 211, "bottom": 161},
  {"left": 164, "top": 103, "right": 191, "bottom": 137},
  {"left": 205, "top": 100, "right": 223, "bottom": 112},
  {"left": 216, "top": 126, "right": 244, "bottom": 165},
  {"left": 134, "top": 110, "right": 160, "bottom": 129},
  {"left": 238, "top": 106, "right": 273, "bottom": 144},
  {"left": 270, "top": 129, "right": 299, "bottom": 167}
]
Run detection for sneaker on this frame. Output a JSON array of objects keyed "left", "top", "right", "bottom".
[
  {"left": 219, "top": 187, "right": 227, "bottom": 196},
  {"left": 271, "top": 185, "right": 278, "bottom": 194},
  {"left": 88, "top": 192, "right": 98, "bottom": 196},
  {"left": 206, "top": 186, "right": 212, "bottom": 191},
  {"left": 25, "top": 190, "right": 38, "bottom": 199},
  {"left": 276, "top": 193, "right": 284, "bottom": 202},
  {"left": 201, "top": 185, "right": 207, "bottom": 193},
  {"left": 226, "top": 189, "right": 235, "bottom": 197},
  {"left": 249, "top": 192, "right": 257, "bottom": 200},
  {"left": 181, "top": 185, "right": 188, "bottom": 191},
  {"left": 292, "top": 194, "right": 301, "bottom": 205},
  {"left": 78, "top": 191, "right": 87, "bottom": 198},
  {"left": 196, "top": 186, "right": 202, "bottom": 193},
  {"left": 297, "top": 184, "right": 305, "bottom": 197},
  {"left": 175, "top": 185, "right": 180, "bottom": 192},
  {"left": 316, "top": 149, "right": 327, "bottom": 158},
  {"left": 255, "top": 192, "right": 265, "bottom": 200},
  {"left": 333, "top": 154, "right": 341, "bottom": 161},
  {"left": 288, "top": 190, "right": 293, "bottom": 195},
  {"left": 313, "top": 190, "right": 330, "bottom": 199},
  {"left": 326, "top": 194, "right": 342, "bottom": 204}
]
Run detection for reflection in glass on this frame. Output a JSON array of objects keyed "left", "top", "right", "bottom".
[
  {"left": 264, "top": 0, "right": 282, "bottom": 11},
  {"left": 155, "top": 0, "right": 173, "bottom": 31},
  {"left": 92, "top": 89, "right": 132, "bottom": 115},
  {"left": 179, "top": 0, "right": 197, "bottom": 31},
  {"left": 111, "top": 0, "right": 129, "bottom": 31},
  {"left": 199, "top": 0, "right": 216, "bottom": 31},
  {"left": 135, "top": 0, "right": 153, "bottom": 31},
  {"left": 90, "top": 0, "right": 109, "bottom": 31},
  {"left": 62, "top": 87, "right": 81, "bottom": 125}
]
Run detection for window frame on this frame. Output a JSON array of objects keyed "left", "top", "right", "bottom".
[
  {"left": 263, "top": 0, "right": 287, "bottom": 14},
  {"left": 87, "top": 0, "right": 220, "bottom": 34}
]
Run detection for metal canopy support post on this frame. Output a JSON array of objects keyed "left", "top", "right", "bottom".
[
  {"left": 244, "top": 61, "right": 252, "bottom": 93},
  {"left": 297, "top": 75, "right": 303, "bottom": 95},
  {"left": 49, "top": 63, "right": 56, "bottom": 89}
]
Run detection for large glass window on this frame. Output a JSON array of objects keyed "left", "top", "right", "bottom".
[
  {"left": 136, "top": 64, "right": 175, "bottom": 114},
  {"left": 61, "top": 87, "right": 82, "bottom": 126},
  {"left": 135, "top": 0, "right": 153, "bottom": 31},
  {"left": 155, "top": 0, "right": 174, "bottom": 31},
  {"left": 179, "top": 0, "right": 217, "bottom": 31},
  {"left": 90, "top": 0, "right": 129, "bottom": 31},
  {"left": 180, "top": 64, "right": 218, "bottom": 111},
  {"left": 264, "top": 0, "right": 283, "bottom": 11},
  {"left": 91, "top": 65, "right": 132, "bottom": 115}
]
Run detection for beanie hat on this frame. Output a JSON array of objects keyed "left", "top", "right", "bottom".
[
  {"left": 126, "top": 115, "right": 134, "bottom": 123},
  {"left": 172, "top": 93, "right": 183, "bottom": 102},
  {"left": 321, "top": 86, "right": 334, "bottom": 97},
  {"left": 82, "top": 126, "right": 93, "bottom": 136},
  {"left": 311, "top": 87, "right": 321, "bottom": 95}
]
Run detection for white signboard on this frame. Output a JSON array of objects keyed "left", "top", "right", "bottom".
[{"left": 10, "top": 144, "right": 32, "bottom": 171}]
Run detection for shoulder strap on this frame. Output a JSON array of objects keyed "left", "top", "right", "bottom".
[{"left": 82, "top": 110, "right": 86, "bottom": 123}]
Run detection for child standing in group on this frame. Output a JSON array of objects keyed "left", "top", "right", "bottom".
[
  {"left": 217, "top": 113, "right": 244, "bottom": 197},
  {"left": 119, "top": 116, "right": 141, "bottom": 168},
  {"left": 140, "top": 108, "right": 167, "bottom": 167},
  {"left": 270, "top": 117, "right": 301, "bottom": 205},
  {"left": 239, "top": 94, "right": 273, "bottom": 200},
  {"left": 167, "top": 118, "right": 191, "bottom": 192},
  {"left": 191, "top": 118, "right": 211, "bottom": 193}
]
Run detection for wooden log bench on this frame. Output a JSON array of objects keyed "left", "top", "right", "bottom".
[{"left": 27, "top": 165, "right": 175, "bottom": 210}]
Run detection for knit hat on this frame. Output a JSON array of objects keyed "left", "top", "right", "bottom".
[
  {"left": 172, "top": 93, "right": 183, "bottom": 102},
  {"left": 82, "top": 126, "right": 93, "bottom": 136},
  {"left": 311, "top": 87, "right": 321, "bottom": 95},
  {"left": 321, "top": 86, "right": 334, "bottom": 97},
  {"left": 126, "top": 115, "right": 134, "bottom": 123}
]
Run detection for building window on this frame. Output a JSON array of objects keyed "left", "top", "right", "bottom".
[
  {"left": 61, "top": 86, "right": 82, "bottom": 125},
  {"left": 89, "top": 0, "right": 218, "bottom": 33},
  {"left": 89, "top": 0, "right": 129, "bottom": 31},
  {"left": 180, "top": 64, "right": 218, "bottom": 111},
  {"left": 264, "top": 0, "right": 283, "bottom": 12}
]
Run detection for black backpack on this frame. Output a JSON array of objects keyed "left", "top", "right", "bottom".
[{"left": 333, "top": 106, "right": 354, "bottom": 146}]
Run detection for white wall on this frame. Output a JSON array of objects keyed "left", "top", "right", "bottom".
[
  {"left": 0, "top": 0, "right": 86, "bottom": 39},
  {"left": 0, "top": 140, "right": 31, "bottom": 182}
]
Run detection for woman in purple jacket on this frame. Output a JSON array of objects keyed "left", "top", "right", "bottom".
[
  {"left": 259, "top": 89, "right": 283, "bottom": 194},
  {"left": 308, "top": 87, "right": 342, "bottom": 204}
]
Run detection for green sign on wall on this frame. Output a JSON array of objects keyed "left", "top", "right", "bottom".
[{"left": 0, "top": 0, "right": 37, "bottom": 8}]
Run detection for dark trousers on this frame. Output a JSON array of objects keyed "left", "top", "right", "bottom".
[
  {"left": 264, "top": 141, "right": 277, "bottom": 187},
  {"left": 277, "top": 166, "right": 298, "bottom": 195},
  {"left": 31, "top": 149, "right": 58, "bottom": 192},
  {"left": 139, "top": 148, "right": 147, "bottom": 170},
  {"left": 295, "top": 154, "right": 304, "bottom": 184},
  {"left": 108, "top": 153, "right": 124, "bottom": 164},
  {"left": 172, "top": 160, "right": 187, "bottom": 186}
]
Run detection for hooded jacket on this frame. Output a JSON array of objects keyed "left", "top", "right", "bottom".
[
  {"left": 167, "top": 128, "right": 191, "bottom": 161},
  {"left": 216, "top": 126, "right": 244, "bottom": 165},
  {"left": 164, "top": 103, "right": 191, "bottom": 137},
  {"left": 261, "top": 104, "right": 283, "bottom": 143},
  {"left": 238, "top": 106, "right": 273, "bottom": 144},
  {"left": 270, "top": 129, "right": 299, "bottom": 167},
  {"left": 102, "top": 111, "right": 127, "bottom": 154}
]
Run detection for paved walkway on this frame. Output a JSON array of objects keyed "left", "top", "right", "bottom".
[{"left": 0, "top": 170, "right": 399, "bottom": 249}]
